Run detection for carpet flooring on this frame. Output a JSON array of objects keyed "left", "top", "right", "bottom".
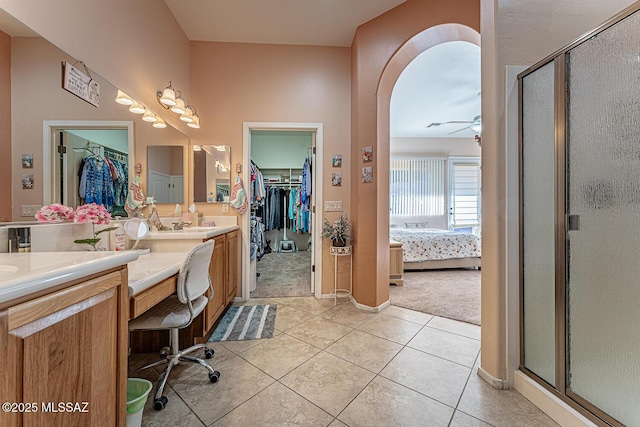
[
  {"left": 251, "top": 251, "right": 312, "bottom": 298},
  {"left": 389, "top": 269, "right": 481, "bottom": 325}
]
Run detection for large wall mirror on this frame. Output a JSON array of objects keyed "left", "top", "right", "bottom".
[
  {"left": 147, "top": 146, "right": 185, "bottom": 204},
  {"left": 193, "top": 145, "right": 231, "bottom": 203},
  {"left": 0, "top": 9, "right": 189, "bottom": 218}
]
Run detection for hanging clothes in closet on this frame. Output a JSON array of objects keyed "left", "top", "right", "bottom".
[
  {"left": 250, "top": 161, "right": 266, "bottom": 205},
  {"left": 79, "top": 155, "right": 115, "bottom": 210}
]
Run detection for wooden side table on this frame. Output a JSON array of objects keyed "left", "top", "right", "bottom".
[
  {"left": 330, "top": 245, "right": 352, "bottom": 305},
  {"left": 389, "top": 240, "right": 404, "bottom": 286}
]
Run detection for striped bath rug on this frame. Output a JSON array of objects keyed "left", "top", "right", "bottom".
[{"left": 208, "top": 305, "right": 277, "bottom": 342}]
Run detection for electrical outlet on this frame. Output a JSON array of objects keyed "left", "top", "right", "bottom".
[
  {"left": 324, "top": 201, "right": 342, "bottom": 212},
  {"left": 222, "top": 203, "right": 229, "bottom": 213},
  {"left": 21, "top": 205, "right": 41, "bottom": 217}
]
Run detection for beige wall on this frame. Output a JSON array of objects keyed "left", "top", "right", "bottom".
[
  {"left": 480, "top": 0, "right": 638, "bottom": 382},
  {"left": 10, "top": 37, "right": 188, "bottom": 220},
  {"left": 190, "top": 41, "right": 351, "bottom": 295},
  {"left": 350, "top": 0, "right": 481, "bottom": 308},
  {"left": 0, "top": 29, "right": 10, "bottom": 221},
  {"left": 0, "top": 0, "right": 191, "bottom": 134}
]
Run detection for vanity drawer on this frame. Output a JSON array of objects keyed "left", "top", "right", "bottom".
[{"left": 129, "top": 275, "right": 177, "bottom": 320}]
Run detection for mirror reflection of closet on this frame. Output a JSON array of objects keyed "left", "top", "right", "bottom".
[
  {"left": 147, "top": 146, "right": 185, "bottom": 204},
  {"left": 193, "top": 145, "right": 231, "bottom": 203},
  {"left": 56, "top": 128, "right": 131, "bottom": 216}
]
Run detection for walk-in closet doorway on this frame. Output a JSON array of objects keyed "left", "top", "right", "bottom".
[
  {"left": 242, "top": 122, "right": 324, "bottom": 302},
  {"left": 42, "top": 120, "right": 134, "bottom": 209}
]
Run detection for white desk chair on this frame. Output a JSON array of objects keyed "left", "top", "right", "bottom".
[{"left": 129, "top": 240, "right": 220, "bottom": 410}]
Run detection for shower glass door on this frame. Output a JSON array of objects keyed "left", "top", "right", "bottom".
[
  {"left": 566, "top": 12, "right": 640, "bottom": 425},
  {"left": 521, "top": 61, "right": 556, "bottom": 386}
]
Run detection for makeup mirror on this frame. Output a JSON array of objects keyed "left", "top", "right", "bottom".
[
  {"left": 193, "top": 145, "right": 231, "bottom": 203},
  {"left": 124, "top": 218, "right": 149, "bottom": 249}
]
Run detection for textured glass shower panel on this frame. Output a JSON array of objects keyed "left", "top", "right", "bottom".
[
  {"left": 521, "top": 62, "right": 556, "bottom": 386},
  {"left": 567, "top": 12, "right": 640, "bottom": 425}
]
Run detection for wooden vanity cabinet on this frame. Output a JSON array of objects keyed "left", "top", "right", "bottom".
[
  {"left": 225, "top": 230, "right": 239, "bottom": 302},
  {"left": 203, "top": 229, "right": 240, "bottom": 336},
  {"left": 0, "top": 268, "right": 129, "bottom": 427},
  {"left": 130, "top": 228, "right": 241, "bottom": 351},
  {"left": 205, "top": 234, "right": 227, "bottom": 332}
]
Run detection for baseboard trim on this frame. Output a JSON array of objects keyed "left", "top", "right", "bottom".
[
  {"left": 352, "top": 298, "right": 390, "bottom": 313},
  {"left": 477, "top": 367, "right": 510, "bottom": 390},
  {"left": 514, "top": 371, "right": 597, "bottom": 427},
  {"left": 319, "top": 294, "right": 390, "bottom": 313}
]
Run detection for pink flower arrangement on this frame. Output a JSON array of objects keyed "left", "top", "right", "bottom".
[
  {"left": 74, "top": 203, "right": 112, "bottom": 225},
  {"left": 35, "top": 203, "right": 75, "bottom": 223}
]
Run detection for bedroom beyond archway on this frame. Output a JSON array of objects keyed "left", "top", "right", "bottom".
[{"left": 376, "top": 25, "right": 481, "bottom": 325}]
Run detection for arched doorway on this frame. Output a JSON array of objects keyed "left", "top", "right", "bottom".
[{"left": 375, "top": 23, "right": 481, "bottom": 321}]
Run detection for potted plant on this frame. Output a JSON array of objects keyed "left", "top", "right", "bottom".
[
  {"left": 322, "top": 213, "right": 352, "bottom": 247},
  {"left": 73, "top": 203, "right": 117, "bottom": 250}
]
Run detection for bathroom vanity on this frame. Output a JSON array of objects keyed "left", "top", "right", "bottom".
[
  {"left": 129, "top": 225, "right": 240, "bottom": 352},
  {"left": 0, "top": 251, "right": 138, "bottom": 426}
]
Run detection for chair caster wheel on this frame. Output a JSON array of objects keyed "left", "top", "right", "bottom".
[
  {"left": 204, "top": 348, "right": 214, "bottom": 359},
  {"left": 153, "top": 396, "right": 168, "bottom": 411},
  {"left": 159, "top": 346, "right": 170, "bottom": 359},
  {"left": 209, "top": 371, "right": 221, "bottom": 383}
]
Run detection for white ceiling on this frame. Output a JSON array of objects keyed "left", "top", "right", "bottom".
[{"left": 391, "top": 41, "right": 481, "bottom": 138}]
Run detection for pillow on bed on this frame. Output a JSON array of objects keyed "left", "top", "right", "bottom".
[{"left": 404, "top": 221, "right": 429, "bottom": 229}]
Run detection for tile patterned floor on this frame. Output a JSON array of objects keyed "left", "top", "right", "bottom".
[{"left": 129, "top": 297, "right": 558, "bottom": 427}]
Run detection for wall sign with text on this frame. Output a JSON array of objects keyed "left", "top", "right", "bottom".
[{"left": 62, "top": 61, "right": 100, "bottom": 107}]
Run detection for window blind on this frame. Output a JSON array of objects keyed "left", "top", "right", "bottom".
[
  {"left": 451, "top": 161, "right": 481, "bottom": 227},
  {"left": 390, "top": 158, "right": 445, "bottom": 216}
]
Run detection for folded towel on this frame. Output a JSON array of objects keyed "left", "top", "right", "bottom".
[
  {"left": 230, "top": 175, "right": 248, "bottom": 215},
  {"left": 125, "top": 175, "right": 145, "bottom": 215}
]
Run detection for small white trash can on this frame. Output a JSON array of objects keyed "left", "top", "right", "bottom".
[{"left": 126, "top": 378, "right": 153, "bottom": 427}]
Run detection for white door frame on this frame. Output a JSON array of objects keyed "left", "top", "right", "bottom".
[
  {"left": 42, "top": 120, "right": 134, "bottom": 205},
  {"left": 241, "top": 122, "right": 324, "bottom": 301}
]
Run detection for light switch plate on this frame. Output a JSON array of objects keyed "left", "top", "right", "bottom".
[
  {"left": 21, "top": 205, "right": 41, "bottom": 217},
  {"left": 324, "top": 201, "right": 342, "bottom": 212},
  {"left": 222, "top": 204, "right": 229, "bottom": 213}
]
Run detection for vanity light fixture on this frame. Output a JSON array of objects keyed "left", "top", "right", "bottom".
[
  {"left": 152, "top": 118, "right": 167, "bottom": 129},
  {"left": 170, "top": 93, "right": 186, "bottom": 115},
  {"left": 115, "top": 89, "right": 166, "bottom": 129},
  {"left": 129, "top": 101, "right": 145, "bottom": 114},
  {"left": 142, "top": 110, "right": 158, "bottom": 122},
  {"left": 158, "top": 81, "right": 176, "bottom": 106},
  {"left": 157, "top": 82, "right": 202, "bottom": 128},
  {"left": 180, "top": 105, "right": 195, "bottom": 123},
  {"left": 187, "top": 114, "right": 200, "bottom": 129},
  {"left": 115, "top": 90, "right": 134, "bottom": 106}
]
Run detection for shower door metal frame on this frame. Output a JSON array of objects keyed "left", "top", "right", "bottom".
[{"left": 518, "top": 3, "right": 640, "bottom": 426}]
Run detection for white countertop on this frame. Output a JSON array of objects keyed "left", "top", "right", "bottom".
[
  {"left": 145, "top": 225, "right": 238, "bottom": 240},
  {"left": 0, "top": 251, "right": 139, "bottom": 304},
  {"left": 127, "top": 252, "right": 185, "bottom": 296}
]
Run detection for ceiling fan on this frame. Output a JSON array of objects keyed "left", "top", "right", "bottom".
[{"left": 426, "top": 115, "right": 482, "bottom": 135}]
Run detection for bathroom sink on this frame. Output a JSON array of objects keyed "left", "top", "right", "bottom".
[{"left": 0, "top": 265, "right": 19, "bottom": 273}]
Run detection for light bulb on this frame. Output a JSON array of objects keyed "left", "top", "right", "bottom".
[
  {"left": 153, "top": 118, "right": 167, "bottom": 128},
  {"left": 129, "top": 102, "right": 145, "bottom": 114},
  {"left": 187, "top": 115, "right": 200, "bottom": 129},
  {"left": 115, "top": 90, "right": 134, "bottom": 105},
  {"left": 159, "top": 83, "right": 176, "bottom": 106},
  {"left": 170, "top": 97, "right": 186, "bottom": 115},
  {"left": 142, "top": 110, "right": 157, "bottom": 122}
]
